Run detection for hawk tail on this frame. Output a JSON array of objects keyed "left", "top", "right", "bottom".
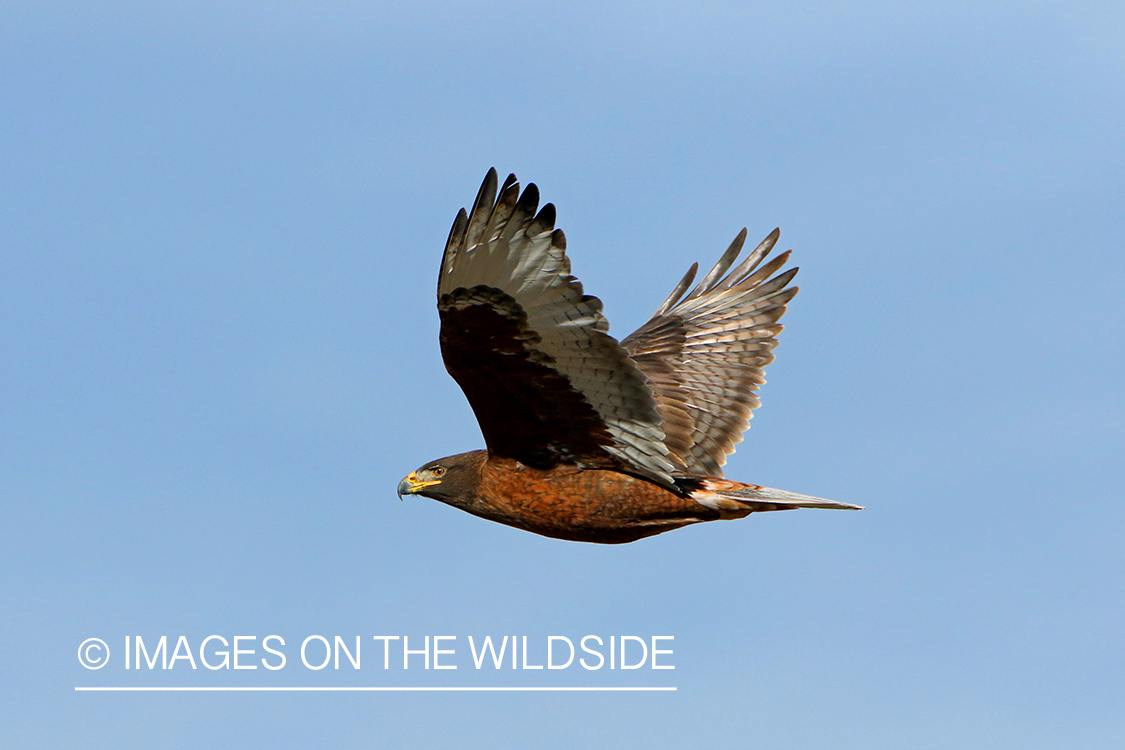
[{"left": 684, "top": 478, "right": 863, "bottom": 517}]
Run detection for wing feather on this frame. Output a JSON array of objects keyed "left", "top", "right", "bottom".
[
  {"left": 622, "top": 228, "right": 798, "bottom": 477},
  {"left": 438, "top": 170, "right": 676, "bottom": 484}
]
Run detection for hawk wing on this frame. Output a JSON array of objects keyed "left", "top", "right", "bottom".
[
  {"left": 437, "top": 169, "right": 676, "bottom": 485},
  {"left": 621, "top": 228, "right": 798, "bottom": 477}
]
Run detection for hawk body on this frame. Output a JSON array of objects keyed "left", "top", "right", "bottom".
[{"left": 399, "top": 169, "right": 860, "bottom": 543}]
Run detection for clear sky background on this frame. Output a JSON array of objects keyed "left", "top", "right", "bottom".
[{"left": 2, "top": 1, "right": 1123, "bottom": 747}]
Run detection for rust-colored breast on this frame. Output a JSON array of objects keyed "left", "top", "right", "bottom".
[{"left": 460, "top": 457, "right": 722, "bottom": 544}]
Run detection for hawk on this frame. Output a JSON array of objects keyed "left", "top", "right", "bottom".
[{"left": 398, "top": 169, "right": 860, "bottom": 543}]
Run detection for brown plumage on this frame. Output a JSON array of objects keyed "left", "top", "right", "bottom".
[{"left": 398, "top": 169, "right": 861, "bottom": 544}]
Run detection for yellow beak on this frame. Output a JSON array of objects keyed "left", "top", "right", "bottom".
[{"left": 396, "top": 471, "right": 442, "bottom": 499}]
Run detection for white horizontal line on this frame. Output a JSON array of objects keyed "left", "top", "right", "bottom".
[{"left": 75, "top": 686, "right": 676, "bottom": 692}]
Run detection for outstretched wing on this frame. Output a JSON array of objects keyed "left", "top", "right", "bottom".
[
  {"left": 621, "top": 228, "right": 797, "bottom": 477},
  {"left": 438, "top": 169, "right": 676, "bottom": 484}
]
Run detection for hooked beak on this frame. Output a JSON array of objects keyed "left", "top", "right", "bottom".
[{"left": 397, "top": 471, "right": 440, "bottom": 500}]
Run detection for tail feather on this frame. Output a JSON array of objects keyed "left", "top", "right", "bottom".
[{"left": 687, "top": 478, "right": 863, "bottom": 517}]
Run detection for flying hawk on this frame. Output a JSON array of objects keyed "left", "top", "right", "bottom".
[{"left": 398, "top": 169, "right": 860, "bottom": 543}]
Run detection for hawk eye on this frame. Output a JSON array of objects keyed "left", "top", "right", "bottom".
[{"left": 430, "top": 466, "right": 446, "bottom": 478}]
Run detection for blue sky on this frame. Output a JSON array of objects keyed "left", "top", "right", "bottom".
[{"left": 2, "top": 1, "right": 1123, "bottom": 747}]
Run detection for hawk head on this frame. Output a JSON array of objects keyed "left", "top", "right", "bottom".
[{"left": 396, "top": 450, "right": 487, "bottom": 504}]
